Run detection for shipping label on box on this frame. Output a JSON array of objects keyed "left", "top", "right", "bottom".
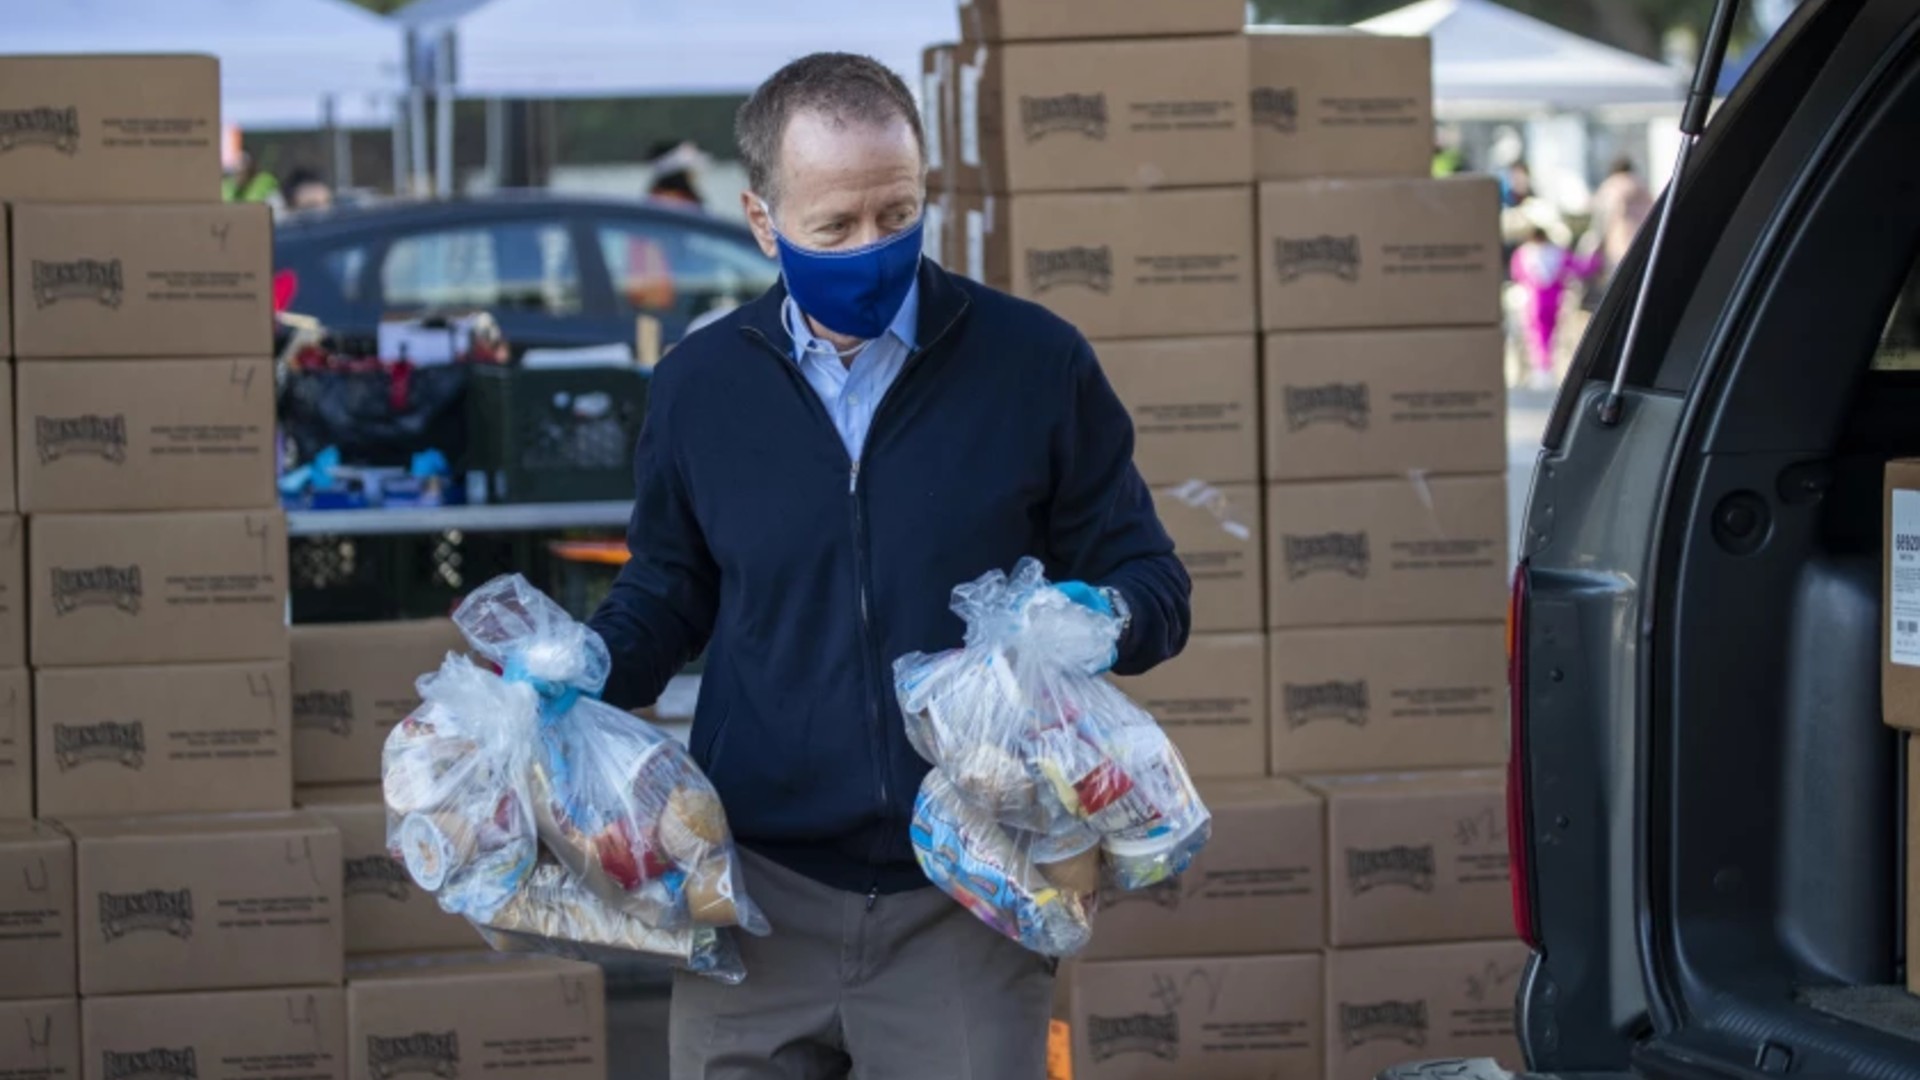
[
  {"left": 1269, "top": 623, "right": 1506, "bottom": 775},
  {"left": 954, "top": 37, "right": 1251, "bottom": 194},
  {"left": 1326, "top": 940, "right": 1528, "bottom": 1080},
  {"left": 298, "top": 784, "right": 482, "bottom": 956},
  {"left": 1884, "top": 460, "right": 1920, "bottom": 729},
  {"left": 292, "top": 620, "right": 463, "bottom": 785},
  {"left": 34, "top": 662, "right": 291, "bottom": 819},
  {"left": 0, "top": 669, "right": 28, "bottom": 819},
  {"left": 9, "top": 202, "right": 271, "bottom": 359},
  {"left": 1099, "top": 336, "right": 1259, "bottom": 487},
  {"left": 63, "top": 810, "right": 343, "bottom": 995},
  {"left": 0, "top": 821, "right": 76, "bottom": 1000},
  {"left": 0, "top": 517, "right": 24, "bottom": 670},
  {"left": 1258, "top": 177, "right": 1501, "bottom": 332},
  {"left": 1068, "top": 953, "right": 1322, "bottom": 1080},
  {"left": 971, "top": 188, "right": 1258, "bottom": 340},
  {"left": 84, "top": 988, "right": 346, "bottom": 1080},
  {"left": 348, "top": 954, "right": 607, "bottom": 1080},
  {"left": 0, "top": 998, "right": 79, "bottom": 1079},
  {"left": 0, "top": 55, "right": 220, "bottom": 203},
  {"left": 1248, "top": 29, "right": 1434, "bottom": 182},
  {"left": 1266, "top": 475, "right": 1506, "bottom": 629},
  {"left": 956, "top": 0, "right": 1246, "bottom": 42},
  {"left": 1113, "top": 632, "right": 1266, "bottom": 779},
  {"left": 17, "top": 358, "right": 275, "bottom": 513},
  {"left": 1264, "top": 328, "right": 1505, "bottom": 482},
  {"left": 1084, "top": 779, "right": 1322, "bottom": 960},
  {"left": 30, "top": 510, "right": 289, "bottom": 667},
  {"left": 1154, "top": 481, "right": 1263, "bottom": 633},
  {"left": 1310, "top": 770, "right": 1510, "bottom": 947}
]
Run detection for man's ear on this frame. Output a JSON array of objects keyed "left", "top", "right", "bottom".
[{"left": 741, "top": 192, "right": 779, "bottom": 259}]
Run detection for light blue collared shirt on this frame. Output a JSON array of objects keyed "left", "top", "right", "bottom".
[{"left": 781, "top": 280, "right": 920, "bottom": 464}]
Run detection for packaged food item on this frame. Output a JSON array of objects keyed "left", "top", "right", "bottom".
[
  {"left": 382, "top": 575, "right": 764, "bottom": 982},
  {"left": 895, "top": 559, "right": 1212, "bottom": 956}
]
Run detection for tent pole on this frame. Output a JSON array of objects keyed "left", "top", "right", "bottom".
[
  {"left": 409, "top": 87, "right": 428, "bottom": 197},
  {"left": 391, "top": 98, "right": 408, "bottom": 195},
  {"left": 486, "top": 97, "right": 504, "bottom": 191},
  {"left": 434, "top": 28, "right": 455, "bottom": 198}
]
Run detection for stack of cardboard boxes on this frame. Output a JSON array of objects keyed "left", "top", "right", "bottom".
[
  {"left": 0, "top": 54, "right": 608, "bottom": 1080},
  {"left": 927, "top": 6, "right": 1521, "bottom": 1076}
]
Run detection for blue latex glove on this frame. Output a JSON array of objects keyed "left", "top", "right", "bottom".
[{"left": 1054, "top": 581, "right": 1119, "bottom": 674}]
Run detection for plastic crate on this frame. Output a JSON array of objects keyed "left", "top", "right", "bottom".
[
  {"left": 289, "top": 534, "right": 404, "bottom": 623},
  {"left": 397, "top": 530, "right": 547, "bottom": 619},
  {"left": 468, "top": 365, "right": 646, "bottom": 504}
]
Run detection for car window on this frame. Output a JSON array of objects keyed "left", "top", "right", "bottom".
[
  {"left": 381, "top": 221, "right": 582, "bottom": 315},
  {"left": 596, "top": 219, "right": 777, "bottom": 323},
  {"left": 323, "top": 245, "right": 367, "bottom": 304}
]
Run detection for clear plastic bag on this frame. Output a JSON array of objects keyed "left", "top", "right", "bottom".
[
  {"left": 383, "top": 574, "right": 765, "bottom": 981},
  {"left": 894, "top": 559, "right": 1211, "bottom": 956}
]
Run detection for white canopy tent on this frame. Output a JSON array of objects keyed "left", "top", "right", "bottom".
[{"left": 9, "top": 0, "right": 405, "bottom": 129}]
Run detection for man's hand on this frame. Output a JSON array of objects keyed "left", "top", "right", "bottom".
[{"left": 1054, "top": 581, "right": 1123, "bottom": 675}]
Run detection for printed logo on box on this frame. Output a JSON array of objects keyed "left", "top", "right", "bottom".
[
  {"left": 1282, "top": 532, "right": 1370, "bottom": 580},
  {"left": 31, "top": 257, "right": 124, "bottom": 309},
  {"left": 1338, "top": 1000, "right": 1429, "bottom": 1049},
  {"left": 0, "top": 106, "right": 80, "bottom": 153},
  {"left": 1283, "top": 383, "right": 1371, "bottom": 432},
  {"left": 292, "top": 690, "right": 355, "bottom": 737},
  {"left": 1272, "top": 235, "right": 1361, "bottom": 283},
  {"left": 1251, "top": 86, "right": 1299, "bottom": 133},
  {"left": 98, "top": 887, "right": 194, "bottom": 942},
  {"left": 51, "top": 719, "right": 145, "bottom": 771},
  {"left": 1346, "top": 844, "right": 1436, "bottom": 895},
  {"left": 49, "top": 564, "right": 143, "bottom": 616},
  {"left": 1019, "top": 92, "right": 1109, "bottom": 143},
  {"left": 1026, "top": 246, "right": 1113, "bottom": 294},
  {"left": 344, "top": 854, "right": 413, "bottom": 901},
  {"left": 100, "top": 1046, "right": 199, "bottom": 1080},
  {"left": 1085, "top": 1012, "right": 1179, "bottom": 1063},
  {"left": 36, "top": 413, "right": 129, "bottom": 465},
  {"left": 1283, "top": 680, "right": 1370, "bottom": 729},
  {"left": 366, "top": 1031, "right": 460, "bottom": 1080}
]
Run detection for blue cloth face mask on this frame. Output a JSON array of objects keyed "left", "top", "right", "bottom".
[{"left": 763, "top": 202, "right": 925, "bottom": 340}]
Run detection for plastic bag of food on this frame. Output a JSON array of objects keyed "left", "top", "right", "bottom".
[
  {"left": 895, "top": 559, "right": 1211, "bottom": 955},
  {"left": 382, "top": 574, "right": 765, "bottom": 980}
]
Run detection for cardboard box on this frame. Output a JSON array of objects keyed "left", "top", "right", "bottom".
[
  {"left": 1325, "top": 940, "right": 1528, "bottom": 1080},
  {"left": 0, "top": 998, "right": 79, "bottom": 1079},
  {"left": 84, "top": 988, "right": 346, "bottom": 1080},
  {"left": 1155, "top": 481, "right": 1263, "bottom": 633},
  {"left": 8, "top": 202, "right": 271, "bottom": 359},
  {"left": 0, "top": 55, "right": 220, "bottom": 203},
  {"left": 297, "top": 785, "right": 482, "bottom": 956},
  {"left": 1309, "top": 770, "right": 1510, "bottom": 947},
  {"left": 1269, "top": 624, "right": 1506, "bottom": 775},
  {"left": 347, "top": 953, "right": 607, "bottom": 1080},
  {"left": 62, "top": 811, "right": 343, "bottom": 995},
  {"left": 1266, "top": 475, "right": 1506, "bottom": 629},
  {"left": 922, "top": 45, "right": 956, "bottom": 197},
  {"left": 291, "top": 620, "right": 463, "bottom": 785},
  {"left": 1884, "top": 460, "right": 1920, "bottom": 729},
  {"left": 1113, "top": 633, "right": 1266, "bottom": 779},
  {"left": 33, "top": 661, "right": 292, "bottom": 819},
  {"left": 1068, "top": 953, "right": 1321, "bottom": 1080},
  {"left": 0, "top": 821, "right": 76, "bottom": 999},
  {"left": 29, "top": 510, "right": 289, "bottom": 667},
  {"left": 1099, "top": 337, "right": 1259, "bottom": 486},
  {"left": 1248, "top": 29, "right": 1434, "bottom": 182},
  {"left": 953, "top": 37, "right": 1251, "bottom": 194},
  {"left": 961, "top": 187, "right": 1257, "bottom": 340},
  {"left": 1085, "top": 779, "right": 1322, "bottom": 959},
  {"left": 16, "top": 358, "right": 276, "bottom": 513},
  {"left": 0, "top": 362, "right": 13, "bottom": 511},
  {"left": 0, "top": 669, "right": 28, "bottom": 819},
  {"left": 1908, "top": 738, "right": 1919, "bottom": 994},
  {"left": 0, "top": 518, "right": 23, "bottom": 670},
  {"left": 1258, "top": 177, "right": 1502, "bottom": 332},
  {"left": 1263, "top": 328, "right": 1505, "bottom": 482},
  {"left": 956, "top": 0, "right": 1246, "bottom": 42}
]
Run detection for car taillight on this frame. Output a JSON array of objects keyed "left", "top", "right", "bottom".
[
  {"left": 1508, "top": 559, "right": 1540, "bottom": 948},
  {"left": 272, "top": 268, "right": 299, "bottom": 313}
]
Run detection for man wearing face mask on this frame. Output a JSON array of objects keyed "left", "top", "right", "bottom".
[{"left": 589, "top": 52, "right": 1190, "bottom": 1079}]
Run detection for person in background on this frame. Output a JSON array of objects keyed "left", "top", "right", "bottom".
[
  {"left": 282, "top": 168, "right": 334, "bottom": 213},
  {"left": 1511, "top": 226, "right": 1602, "bottom": 390},
  {"left": 589, "top": 51, "right": 1190, "bottom": 1080},
  {"left": 223, "top": 151, "right": 280, "bottom": 205},
  {"left": 1591, "top": 155, "right": 1655, "bottom": 281},
  {"left": 1499, "top": 160, "right": 1533, "bottom": 209},
  {"left": 646, "top": 139, "right": 708, "bottom": 210}
]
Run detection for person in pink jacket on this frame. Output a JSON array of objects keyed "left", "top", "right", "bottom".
[{"left": 1511, "top": 227, "right": 1603, "bottom": 390}]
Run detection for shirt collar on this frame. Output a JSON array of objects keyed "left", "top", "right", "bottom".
[{"left": 782, "top": 277, "right": 921, "bottom": 363}]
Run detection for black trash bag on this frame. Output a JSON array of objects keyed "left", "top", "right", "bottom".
[{"left": 279, "top": 363, "right": 472, "bottom": 469}]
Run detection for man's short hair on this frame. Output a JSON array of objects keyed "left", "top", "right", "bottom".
[{"left": 736, "top": 53, "right": 925, "bottom": 205}]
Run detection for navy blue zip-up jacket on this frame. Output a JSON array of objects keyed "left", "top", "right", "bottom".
[{"left": 588, "top": 259, "right": 1191, "bottom": 895}]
